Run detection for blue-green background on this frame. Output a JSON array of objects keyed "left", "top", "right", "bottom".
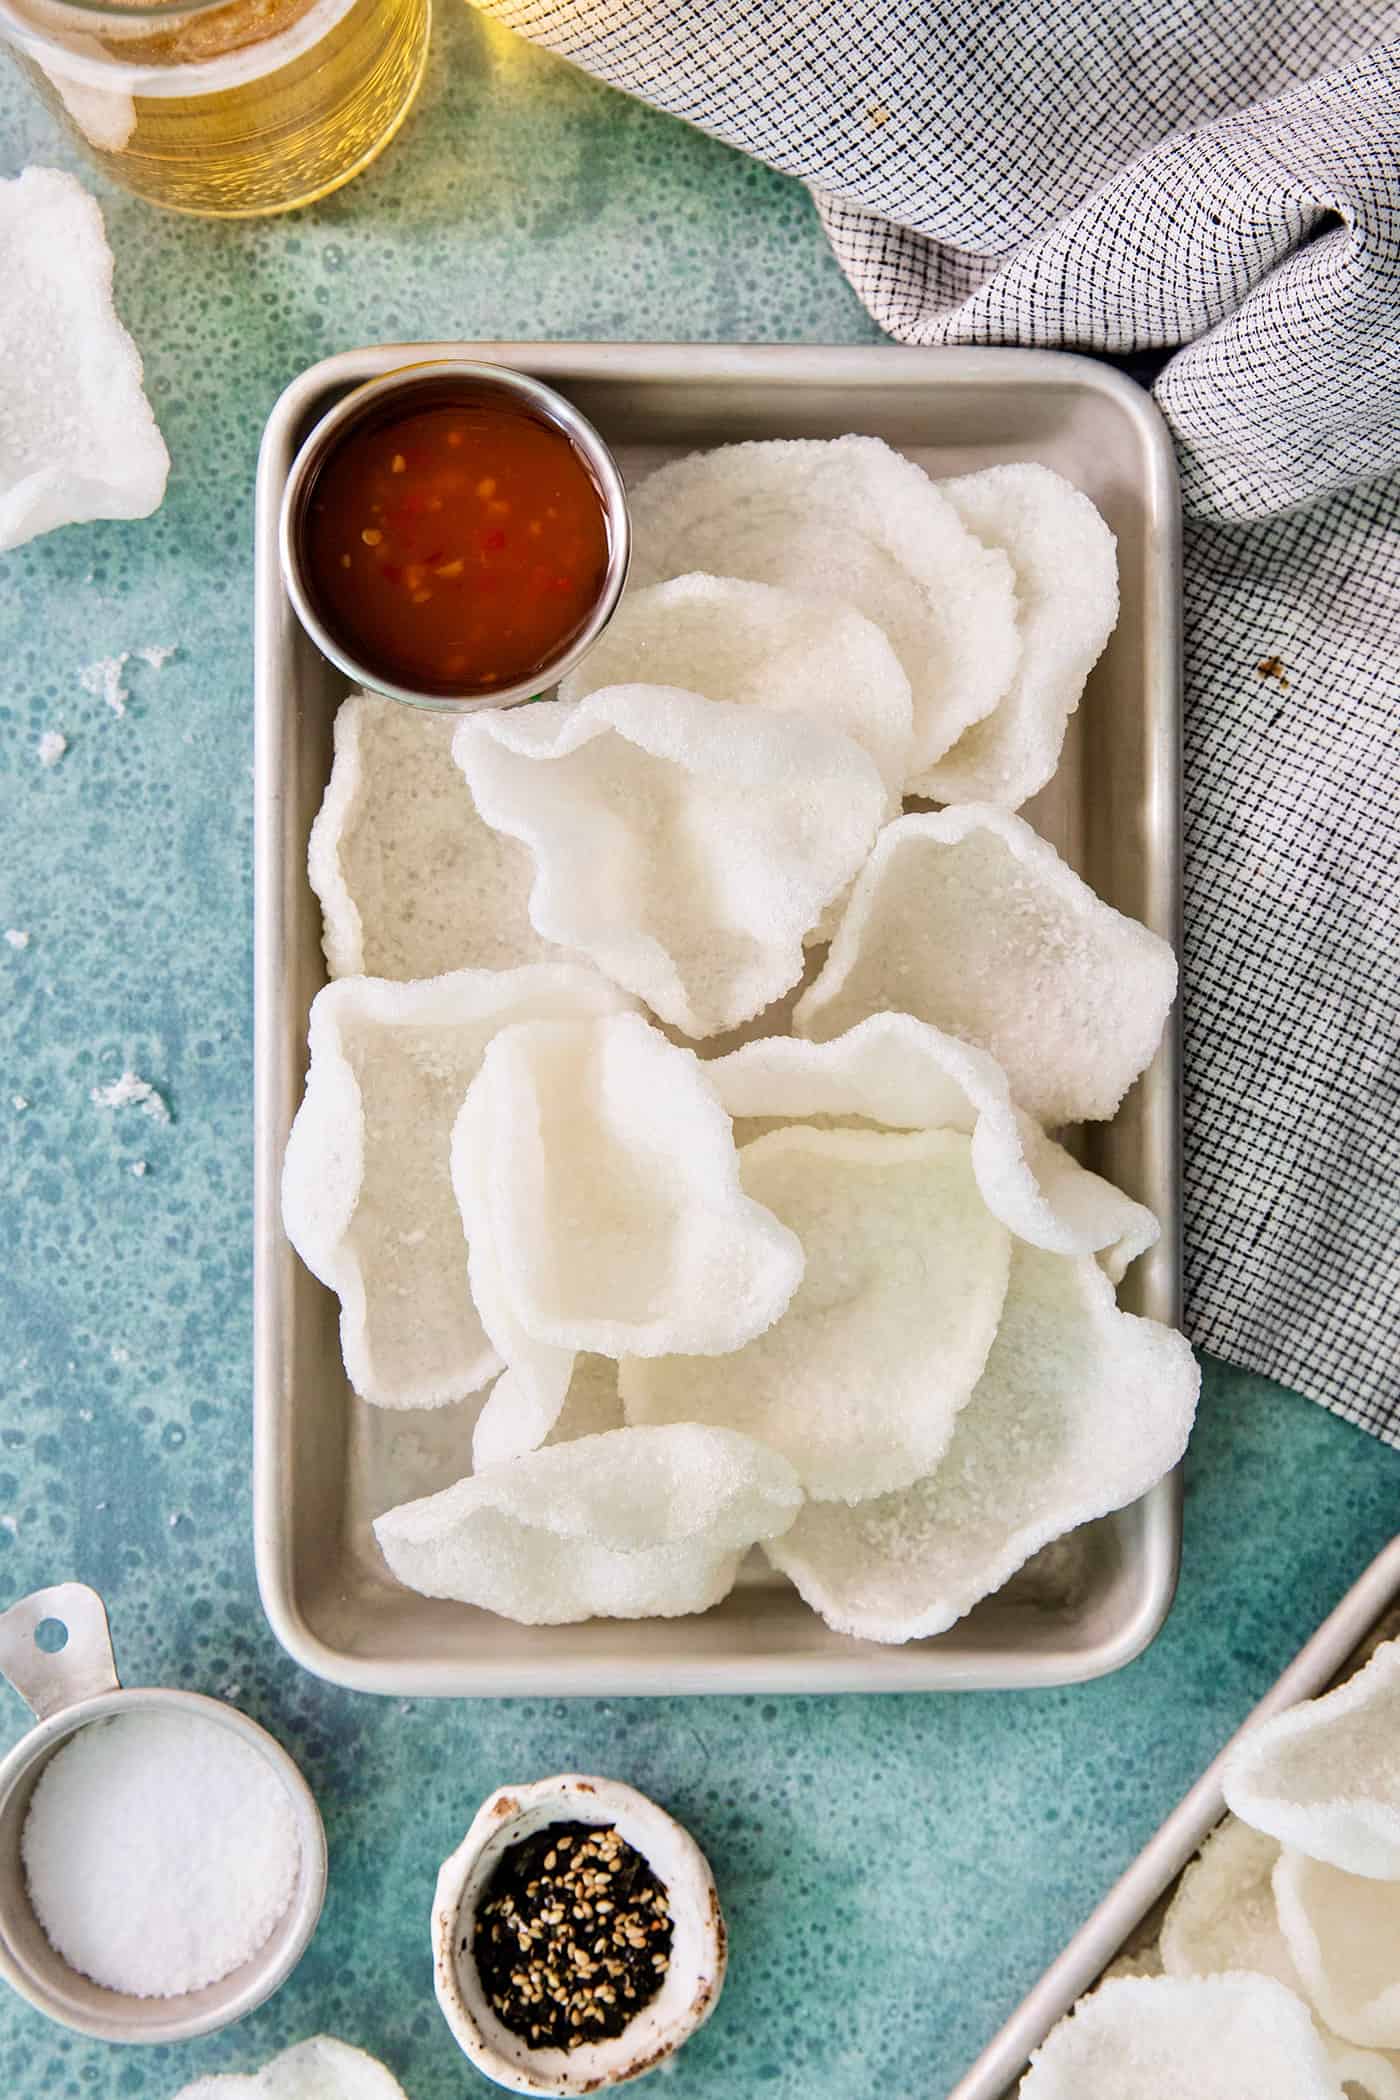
[{"left": 1, "top": 9, "right": 1397, "bottom": 2095}]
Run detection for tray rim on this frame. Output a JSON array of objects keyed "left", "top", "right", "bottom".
[
  {"left": 947, "top": 1531, "right": 1400, "bottom": 2099},
  {"left": 253, "top": 339, "right": 1183, "bottom": 1698}
]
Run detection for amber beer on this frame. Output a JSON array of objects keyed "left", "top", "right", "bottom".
[{"left": 0, "top": 0, "right": 430, "bottom": 216}]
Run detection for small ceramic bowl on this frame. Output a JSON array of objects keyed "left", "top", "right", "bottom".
[
  {"left": 0, "top": 1582, "right": 326, "bottom": 2043},
  {"left": 433, "top": 1774, "right": 726, "bottom": 2094},
  {"left": 278, "top": 357, "right": 631, "bottom": 714}
]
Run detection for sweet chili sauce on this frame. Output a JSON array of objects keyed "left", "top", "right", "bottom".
[{"left": 302, "top": 389, "right": 611, "bottom": 697}]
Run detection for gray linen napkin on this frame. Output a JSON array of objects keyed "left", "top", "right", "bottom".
[{"left": 479, "top": 0, "right": 1400, "bottom": 1443}]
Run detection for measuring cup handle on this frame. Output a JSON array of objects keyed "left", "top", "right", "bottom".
[{"left": 0, "top": 1583, "right": 121, "bottom": 1720}]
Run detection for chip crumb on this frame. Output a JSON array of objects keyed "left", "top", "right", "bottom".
[
  {"left": 80, "top": 653, "right": 130, "bottom": 716},
  {"left": 110, "top": 1344, "right": 129, "bottom": 1365},
  {"left": 12, "top": 1095, "right": 28, "bottom": 1111},
  {"left": 5, "top": 929, "right": 30, "bottom": 949},
  {"left": 0, "top": 1516, "right": 16, "bottom": 1538},
  {"left": 78, "top": 1408, "right": 94, "bottom": 1423},
  {"left": 130, "top": 1159, "right": 148, "bottom": 1176},
  {"left": 91, "top": 1071, "right": 170, "bottom": 1123},
  {"left": 136, "top": 643, "right": 177, "bottom": 671},
  {"left": 37, "top": 731, "right": 67, "bottom": 767}
]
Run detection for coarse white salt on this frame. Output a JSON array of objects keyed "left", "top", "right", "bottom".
[
  {"left": 5, "top": 929, "right": 30, "bottom": 949},
  {"left": 37, "top": 731, "right": 66, "bottom": 767},
  {"left": 130, "top": 1159, "right": 147, "bottom": 1176},
  {"left": 136, "top": 642, "right": 177, "bottom": 670},
  {"left": 22, "top": 1709, "right": 300, "bottom": 1998},
  {"left": 90, "top": 1069, "right": 170, "bottom": 1123},
  {"left": 12, "top": 1096, "right": 27, "bottom": 1112},
  {"left": 79, "top": 653, "right": 130, "bottom": 716}
]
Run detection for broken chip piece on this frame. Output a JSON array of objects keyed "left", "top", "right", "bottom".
[
  {"left": 373, "top": 1424, "right": 803, "bottom": 1624},
  {"left": 452, "top": 684, "right": 886, "bottom": 1037},
  {"left": 0, "top": 167, "right": 167, "bottom": 552},
  {"left": 795, "top": 807, "right": 1178, "bottom": 1128}
]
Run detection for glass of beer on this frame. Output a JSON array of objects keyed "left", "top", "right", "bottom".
[{"left": 0, "top": 0, "right": 431, "bottom": 217}]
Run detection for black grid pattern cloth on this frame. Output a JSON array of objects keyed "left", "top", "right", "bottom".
[{"left": 479, "top": 0, "right": 1400, "bottom": 1443}]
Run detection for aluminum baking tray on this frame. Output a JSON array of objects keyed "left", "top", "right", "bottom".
[
  {"left": 949, "top": 1532, "right": 1400, "bottom": 2098},
  {"left": 253, "top": 342, "right": 1182, "bottom": 1696}
]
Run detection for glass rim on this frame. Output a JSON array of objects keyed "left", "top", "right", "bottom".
[{"left": 7, "top": 0, "right": 275, "bottom": 23}]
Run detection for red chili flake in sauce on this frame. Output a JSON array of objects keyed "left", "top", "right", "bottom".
[{"left": 304, "top": 393, "right": 611, "bottom": 695}]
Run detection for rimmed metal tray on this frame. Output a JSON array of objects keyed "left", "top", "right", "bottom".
[
  {"left": 253, "top": 342, "right": 1182, "bottom": 1696},
  {"left": 949, "top": 1532, "right": 1400, "bottom": 2098}
]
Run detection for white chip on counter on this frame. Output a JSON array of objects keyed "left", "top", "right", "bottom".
[
  {"left": 453, "top": 685, "right": 886, "bottom": 1037},
  {"left": 373, "top": 1424, "right": 803, "bottom": 1623},
  {"left": 22, "top": 1710, "right": 299, "bottom": 1999},
  {"left": 911, "top": 463, "right": 1118, "bottom": 808},
  {"left": 1018, "top": 1973, "right": 1348, "bottom": 2099},
  {"left": 1274, "top": 1847, "right": 1400, "bottom": 2049},
  {"left": 622, "top": 1127, "right": 1010, "bottom": 1503},
  {"left": 559, "top": 572, "right": 913, "bottom": 800},
  {"left": 309, "top": 689, "right": 569, "bottom": 981},
  {"left": 280, "top": 966, "right": 632, "bottom": 1411},
  {"left": 766, "top": 1244, "right": 1198, "bottom": 1641},
  {"left": 173, "top": 2034, "right": 411, "bottom": 2100},
  {"left": 795, "top": 807, "right": 1178, "bottom": 1127},
  {"left": 1222, "top": 1637, "right": 1400, "bottom": 1880},
  {"left": 451, "top": 1014, "right": 804, "bottom": 1464},
  {"left": 626, "top": 435, "right": 1019, "bottom": 773},
  {"left": 0, "top": 168, "right": 168, "bottom": 553},
  {"left": 1160, "top": 1819, "right": 1301, "bottom": 1992},
  {"left": 707, "top": 1014, "right": 1159, "bottom": 1279}
]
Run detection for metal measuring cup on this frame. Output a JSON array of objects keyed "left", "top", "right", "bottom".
[{"left": 0, "top": 1582, "right": 326, "bottom": 2041}]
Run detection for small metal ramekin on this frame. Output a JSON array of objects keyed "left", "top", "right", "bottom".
[
  {"left": 278, "top": 359, "right": 631, "bottom": 714},
  {"left": 0, "top": 1582, "right": 326, "bottom": 2043}
]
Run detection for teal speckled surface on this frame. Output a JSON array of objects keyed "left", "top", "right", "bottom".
[{"left": 0, "top": 10, "right": 1397, "bottom": 2097}]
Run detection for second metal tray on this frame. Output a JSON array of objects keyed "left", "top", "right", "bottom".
[
  {"left": 253, "top": 342, "right": 1182, "bottom": 1696},
  {"left": 949, "top": 1534, "right": 1400, "bottom": 2098}
]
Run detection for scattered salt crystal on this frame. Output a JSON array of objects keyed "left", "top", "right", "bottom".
[
  {"left": 78, "top": 1409, "right": 93, "bottom": 1423},
  {"left": 110, "top": 1344, "right": 129, "bottom": 1365},
  {"left": 130, "top": 1160, "right": 147, "bottom": 1177},
  {"left": 5, "top": 929, "right": 30, "bottom": 949},
  {"left": 136, "top": 643, "right": 176, "bottom": 670},
  {"left": 0, "top": 1516, "right": 16, "bottom": 1537},
  {"left": 80, "top": 653, "right": 129, "bottom": 717},
  {"left": 220, "top": 1682, "right": 242, "bottom": 1701},
  {"left": 0, "top": 169, "right": 168, "bottom": 553},
  {"left": 22, "top": 1710, "right": 300, "bottom": 1998},
  {"left": 12, "top": 1096, "right": 27, "bottom": 1112},
  {"left": 37, "top": 731, "right": 66, "bottom": 767},
  {"left": 90, "top": 1070, "right": 170, "bottom": 1123}
]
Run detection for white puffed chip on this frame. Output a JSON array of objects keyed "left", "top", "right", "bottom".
[
  {"left": 1274, "top": 1847, "right": 1400, "bottom": 2049},
  {"left": 559, "top": 573, "right": 913, "bottom": 800},
  {"left": 626, "top": 435, "right": 1019, "bottom": 771},
  {"left": 0, "top": 168, "right": 168, "bottom": 552},
  {"left": 373, "top": 1424, "right": 803, "bottom": 1623},
  {"left": 1222, "top": 1638, "right": 1400, "bottom": 1879},
  {"left": 453, "top": 685, "right": 886, "bottom": 1037},
  {"left": 1160, "top": 1819, "right": 1302, "bottom": 1993},
  {"left": 707, "top": 1015, "right": 1159, "bottom": 1279},
  {"left": 765, "top": 1244, "right": 1198, "bottom": 1641},
  {"left": 622, "top": 1127, "right": 1010, "bottom": 1503},
  {"left": 452, "top": 1011, "right": 804, "bottom": 1361},
  {"left": 795, "top": 807, "right": 1178, "bottom": 1127},
  {"left": 912, "top": 463, "right": 1118, "bottom": 808},
  {"left": 308, "top": 689, "right": 568, "bottom": 980},
  {"left": 1018, "top": 1973, "right": 1347, "bottom": 2100},
  {"left": 280, "top": 966, "right": 632, "bottom": 1411},
  {"left": 173, "top": 2034, "right": 411, "bottom": 2100}
]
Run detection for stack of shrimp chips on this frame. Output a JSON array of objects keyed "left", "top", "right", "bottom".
[
  {"left": 1021, "top": 1636, "right": 1400, "bottom": 2099},
  {"left": 288, "top": 433, "right": 1198, "bottom": 1638}
]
